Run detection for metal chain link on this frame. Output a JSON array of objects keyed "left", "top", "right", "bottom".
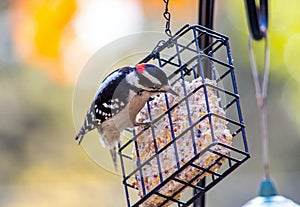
[{"left": 163, "top": 0, "right": 172, "bottom": 37}]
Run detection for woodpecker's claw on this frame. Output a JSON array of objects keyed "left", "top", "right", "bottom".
[{"left": 134, "top": 121, "right": 153, "bottom": 129}]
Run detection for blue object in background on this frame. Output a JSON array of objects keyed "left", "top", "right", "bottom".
[{"left": 242, "top": 179, "right": 300, "bottom": 207}]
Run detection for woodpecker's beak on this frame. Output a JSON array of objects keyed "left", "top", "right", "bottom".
[{"left": 164, "top": 85, "right": 179, "bottom": 96}]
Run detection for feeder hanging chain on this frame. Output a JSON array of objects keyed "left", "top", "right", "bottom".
[{"left": 163, "top": 0, "right": 172, "bottom": 37}]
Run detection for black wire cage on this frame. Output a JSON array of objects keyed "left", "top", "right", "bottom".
[{"left": 118, "top": 24, "right": 250, "bottom": 207}]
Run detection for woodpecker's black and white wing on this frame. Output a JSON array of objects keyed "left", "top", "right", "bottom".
[
  {"left": 93, "top": 67, "right": 135, "bottom": 123},
  {"left": 75, "top": 66, "right": 136, "bottom": 144}
]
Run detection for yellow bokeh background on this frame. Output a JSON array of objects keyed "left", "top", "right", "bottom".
[{"left": 11, "top": 0, "right": 77, "bottom": 82}]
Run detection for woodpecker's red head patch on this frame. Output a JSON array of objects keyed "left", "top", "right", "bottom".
[{"left": 136, "top": 63, "right": 146, "bottom": 74}]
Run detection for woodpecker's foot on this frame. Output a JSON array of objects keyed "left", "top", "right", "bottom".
[{"left": 134, "top": 121, "right": 152, "bottom": 129}]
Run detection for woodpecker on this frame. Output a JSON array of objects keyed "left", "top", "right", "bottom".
[{"left": 75, "top": 63, "right": 178, "bottom": 171}]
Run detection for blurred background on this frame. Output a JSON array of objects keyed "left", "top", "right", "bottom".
[{"left": 0, "top": 0, "right": 299, "bottom": 206}]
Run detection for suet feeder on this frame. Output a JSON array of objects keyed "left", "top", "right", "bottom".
[
  {"left": 117, "top": 0, "right": 250, "bottom": 206},
  {"left": 118, "top": 23, "right": 250, "bottom": 207}
]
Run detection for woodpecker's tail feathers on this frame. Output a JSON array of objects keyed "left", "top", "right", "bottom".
[
  {"left": 75, "top": 117, "right": 99, "bottom": 145},
  {"left": 75, "top": 129, "right": 85, "bottom": 145}
]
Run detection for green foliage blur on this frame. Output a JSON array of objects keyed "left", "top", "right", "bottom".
[{"left": 0, "top": 0, "right": 299, "bottom": 207}]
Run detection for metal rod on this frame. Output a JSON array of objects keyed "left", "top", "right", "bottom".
[
  {"left": 194, "top": 1, "right": 215, "bottom": 207},
  {"left": 247, "top": 35, "right": 270, "bottom": 179},
  {"left": 198, "top": 0, "right": 215, "bottom": 55}
]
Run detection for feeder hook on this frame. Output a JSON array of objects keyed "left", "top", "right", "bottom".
[{"left": 244, "top": 0, "right": 268, "bottom": 40}]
